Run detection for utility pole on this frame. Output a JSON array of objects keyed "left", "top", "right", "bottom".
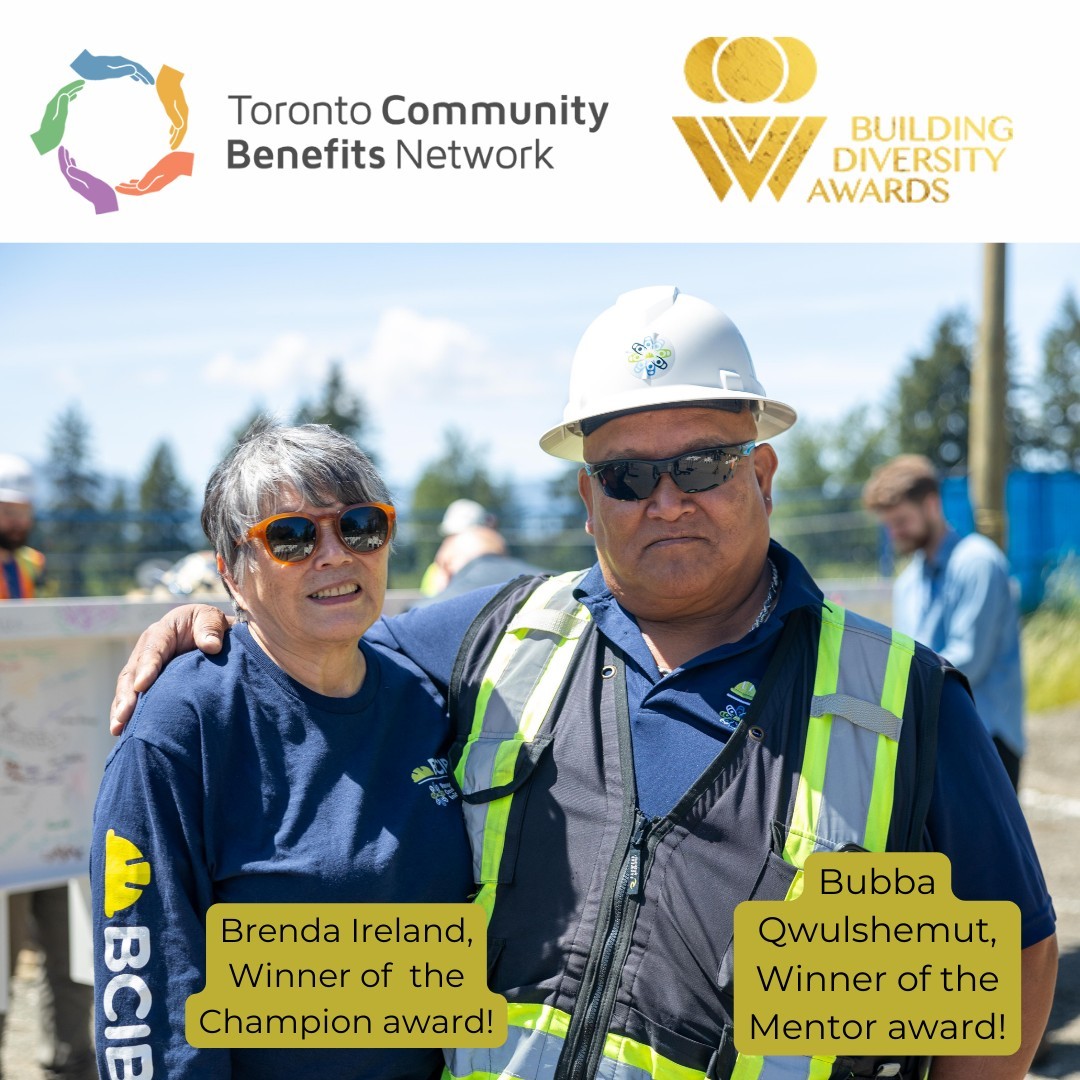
[{"left": 969, "top": 243, "right": 1008, "bottom": 550}]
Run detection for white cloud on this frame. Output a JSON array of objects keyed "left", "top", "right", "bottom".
[
  {"left": 346, "top": 307, "right": 487, "bottom": 401},
  {"left": 135, "top": 366, "right": 170, "bottom": 387},
  {"left": 52, "top": 365, "right": 84, "bottom": 396},
  {"left": 202, "top": 333, "right": 319, "bottom": 391}
]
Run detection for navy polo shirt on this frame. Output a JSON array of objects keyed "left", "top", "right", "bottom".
[
  {"left": 368, "top": 542, "right": 1056, "bottom": 948},
  {"left": 576, "top": 541, "right": 816, "bottom": 818}
]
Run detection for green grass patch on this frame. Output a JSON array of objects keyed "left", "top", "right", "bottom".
[{"left": 1023, "top": 609, "right": 1080, "bottom": 712}]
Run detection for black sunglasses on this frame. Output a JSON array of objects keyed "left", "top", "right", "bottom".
[{"left": 583, "top": 442, "right": 756, "bottom": 502}]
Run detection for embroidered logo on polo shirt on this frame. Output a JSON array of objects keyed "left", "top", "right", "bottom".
[
  {"left": 718, "top": 680, "right": 758, "bottom": 731},
  {"left": 410, "top": 757, "right": 458, "bottom": 807}
]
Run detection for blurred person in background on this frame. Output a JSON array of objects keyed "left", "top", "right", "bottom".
[
  {"left": 418, "top": 524, "right": 547, "bottom": 605},
  {"left": 863, "top": 454, "right": 1026, "bottom": 790},
  {"left": 0, "top": 453, "right": 45, "bottom": 600},
  {"left": 0, "top": 452, "right": 95, "bottom": 1080},
  {"left": 418, "top": 498, "right": 496, "bottom": 597}
]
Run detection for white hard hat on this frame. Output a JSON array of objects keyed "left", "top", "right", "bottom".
[
  {"left": 540, "top": 286, "right": 797, "bottom": 461},
  {"left": 0, "top": 454, "right": 34, "bottom": 504},
  {"left": 439, "top": 498, "right": 494, "bottom": 536}
]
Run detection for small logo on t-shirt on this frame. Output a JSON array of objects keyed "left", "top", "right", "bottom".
[
  {"left": 103, "top": 829, "right": 152, "bottom": 916},
  {"left": 410, "top": 757, "right": 459, "bottom": 807}
]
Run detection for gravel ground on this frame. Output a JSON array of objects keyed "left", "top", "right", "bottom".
[
  {"left": 4, "top": 704, "right": 1078, "bottom": 1079},
  {"left": 1023, "top": 703, "right": 1080, "bottom": 1079}
]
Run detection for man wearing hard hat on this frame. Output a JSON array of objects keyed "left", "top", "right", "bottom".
[
  {"left": 0, "top": 453, "right": 46, "bottom": 600},
  {"left": 110, "top": 288, "right": 1056, "bottom": 1080}
]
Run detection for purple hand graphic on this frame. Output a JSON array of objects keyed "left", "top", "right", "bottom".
[{"left": 58, "top": 147, "right": 119, "bottom": 215}]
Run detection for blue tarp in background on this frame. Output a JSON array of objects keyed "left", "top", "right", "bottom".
[{"left": 938, "top": 472, "right": 1080, "bottom": 613}]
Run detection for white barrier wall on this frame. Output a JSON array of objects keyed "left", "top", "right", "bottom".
[
  {"left": 0, "top": 595, "right": 234, "bottom": 1008},
  {"left": 0, "top": 591, "right": 427, "bottom": 1006}
]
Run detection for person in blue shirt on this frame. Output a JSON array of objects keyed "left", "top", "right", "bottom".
[
  {"left": 109, "top": 289, "right": 1056, "bottom": 1080},
  {"left": 863, "top": 454, "right": 1025, "bottom": 790},
  {"left": 91, "top": 423, "right": 472, "bottom": 1079}
]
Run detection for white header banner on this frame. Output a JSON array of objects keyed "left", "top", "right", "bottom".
[{"left": 2, "top": 1, "right": 1076, "bottom": 242}]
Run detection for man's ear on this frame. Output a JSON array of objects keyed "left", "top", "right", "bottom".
[
  {"left": 577, "top": 468, "right": 595, "bottom": 537},
  {"left": 753, "top": 442, "right": 779, "bottom": 512}
]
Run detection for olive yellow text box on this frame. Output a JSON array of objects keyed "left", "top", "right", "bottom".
[
  {"left": 734, "top": 853, "right": 1020, "bottom": 1056},
  {"left": 187, "top": 903, "right": 507, "bottom": 1048}
]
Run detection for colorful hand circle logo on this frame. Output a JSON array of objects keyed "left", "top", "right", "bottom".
[{"left": 30, "top": 49, "right": 193, "bottom": 215}]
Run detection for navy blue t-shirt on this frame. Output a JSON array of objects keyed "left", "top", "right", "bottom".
[
  {"left": 92, "top": 623, "right": 472, "bottom": 1080},
  {"left": 368, "top": 542, "right": 1056, "bottom": 949}
]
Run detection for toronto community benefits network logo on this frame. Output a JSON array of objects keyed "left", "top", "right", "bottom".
[
  {"left": 674, "top": 36, "right": 1013, "bottom": 206},
  {"left": 31, "top": 49, "right": 193, "bottom": 215}
]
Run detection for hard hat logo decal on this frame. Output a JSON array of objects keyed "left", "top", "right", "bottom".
[{"left": 627, "top": 334, "right": 674, "bottom": 381}]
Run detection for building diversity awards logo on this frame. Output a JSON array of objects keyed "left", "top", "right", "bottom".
[
  {"left": 31, "top": 50, "right": 192, "bottom": 215},
  {"left": 674, "top": 36, "right": 823, "bottom": 203},
  {"left": 673, "top": 34, "right": 1014, "bottom": 208}
]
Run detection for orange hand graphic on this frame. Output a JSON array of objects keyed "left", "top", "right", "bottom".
[
  {"left": 116, "top": 151, "right": 194, "bottom": 195},
  {"left": 156, "top": 65, "right": 189, "bottom": 150}
]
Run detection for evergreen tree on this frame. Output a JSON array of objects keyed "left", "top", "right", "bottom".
[
  {"left": 888, "top": 311, "right": 973, "bottom": 472},
  {"left": 225, "top": 404, "right": 276, "bottom": 457},
  {"left": 541, "top": 464, "right": 594, "bottom": 573},
  {"left": 293, "top": 361, "right": 376, "bottom": 460},
  {"left": 1030, "top": 292, "right": 1080, "bottom": 470},
  {"left": 43, "top": 404, "right": 103, "bottom": 596},
  {"left": 137, "top": 441, "right": 193, "bottom": 558},
  {"left": 409, "top": 428, "right": 517, "bottom": 573}
]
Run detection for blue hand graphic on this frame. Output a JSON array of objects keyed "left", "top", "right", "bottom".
[{"left": 70, "top": 49, "right": 154, "bottom": 84}]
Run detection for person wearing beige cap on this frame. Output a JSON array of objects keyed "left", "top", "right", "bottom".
[{"left": 108, "top": 287, "right": 1055, "bottom": 1080}]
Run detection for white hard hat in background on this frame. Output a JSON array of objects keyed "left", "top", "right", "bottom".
[
  {"left": 0, "top": 454, "right": 34, "bottom": 504},
  {"left": 439, "top": 498, "right": 494, "bottom": 536},
  {"left": 539, "top": 286, "right": 797, "bottom": 461}
]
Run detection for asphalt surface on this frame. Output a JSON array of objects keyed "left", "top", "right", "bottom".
[{"left": 4, "top": 702, "right": 1078, "bottom": 1079}]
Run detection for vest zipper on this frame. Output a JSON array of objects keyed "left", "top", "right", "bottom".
[{"left": 558, "top": 811, "right": 653, "bottom": 1080}]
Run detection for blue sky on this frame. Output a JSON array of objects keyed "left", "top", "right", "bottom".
[{"left": 2, "top": 244, "right": 1077, "bottom": 503}]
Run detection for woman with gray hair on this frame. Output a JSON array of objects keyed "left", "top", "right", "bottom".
[{"left": 90, "top": 423, "right": 472, "bottom": 1079}]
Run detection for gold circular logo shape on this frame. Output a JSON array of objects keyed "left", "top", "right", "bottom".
[{"left": 684, "top": 36, "right": 817, "bottom": 105}]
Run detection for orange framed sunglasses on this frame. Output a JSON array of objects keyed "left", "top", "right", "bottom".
[{"left": 240, "top": 502, "right": 396, "bottom": 565}]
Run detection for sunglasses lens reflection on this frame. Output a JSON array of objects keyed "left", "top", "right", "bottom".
[
  {"left": 339, "top": 506, "right": 391, "bottom": 552},
  {"left": 264, "top": 517, "right": 317, "bottom": 562},
  {"left": 595, "top": 450, "right": 738, "bottom": 501}
]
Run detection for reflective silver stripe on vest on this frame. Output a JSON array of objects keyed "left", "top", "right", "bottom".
[
  {"left": 742, "top": 1058, "right": 835, "bottom": 1079},
  {"left": 810, "top": 607, "right": 904, "bottom": 854},
  {"left": 595, "top": 1054, "right": 684, "bottom": 1080},
  {"left": 446, "top": 1024, "right": 566, "bottom": 1079},
  {"left": 457, "top": 572, "right": 589, "bottom": 884},
  {"left": 447, "top": 1022, "right": 706, "bottom": 1080}
]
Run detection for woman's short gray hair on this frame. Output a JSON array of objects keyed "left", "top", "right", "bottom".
[{"left": 202, "top": 420, "right": 392, "bottom": 586}]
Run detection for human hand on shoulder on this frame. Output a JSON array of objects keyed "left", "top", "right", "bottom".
[{"left": 110, "top": 605, "right": 233, "bottom": 734}]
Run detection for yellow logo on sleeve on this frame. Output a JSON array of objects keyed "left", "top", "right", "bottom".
[{"left": 104, "top": 829, "right": 152, "bottom": 917}]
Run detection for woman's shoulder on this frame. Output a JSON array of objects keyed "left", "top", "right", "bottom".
[{"left": 122, "top": 631, "right": 249, "bottom": 753}]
